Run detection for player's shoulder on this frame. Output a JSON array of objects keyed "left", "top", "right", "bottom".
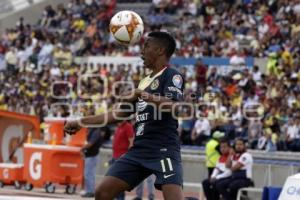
[
  {"left": 240, "top": 152, "right": 253, "bottom": 160},
  {"left": 162, "top": 67, "right": 184, "bottom": 88},
  {"left": 164, "top": 67, "right": 183, "bottom": 77},
  {"left": 242, "top": 152, "right": 252, "bottom": 157}
]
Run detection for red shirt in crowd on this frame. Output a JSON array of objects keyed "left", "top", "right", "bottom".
[
  {"left": 112, "top": 121, "right": 134, "bottom": 159},
  {"left": 196, "top": 63, "right": 208, "bottom": 85},
  {"left": 219, "top": 153, "right": 229, "bottom": 163}
]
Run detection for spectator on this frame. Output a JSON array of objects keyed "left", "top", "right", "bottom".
[
  {"left": 191, "top": 113, "right": 211, "bottom": 146},
  {"left": 38, "top": 38, "right": 54, "bottom": 67},
  {"left": 4, "top": 47, "right": 17, "bottom": 76},
  {"left": 285, "top": 116, "right": 300, "bottom": 151},
  {"left": 248, "top": 118, "right": 263, "bottom": 149},
  {"left": 205, "top": 131, "right": 225, "bottom": 177},
  {"left": 202, "top": 138, "right": 232, "bottom": 200},
  {"left": 81, "top": 127, "right": 107, "bottom": 198},
  {"left": 251, "top": 65, "right": 262, "bottom": 82},
  {"left": 257, "top": 128, "right": 277, "bottom": 152},
  {"left": 216, "top": 138, "right": 254, "bottom": 200},
  {"left": 195, "top": 59, "right": 208, "bottom": 91},
  {"left": 179, "top": 111, "right": 195, "bottom": 145}
]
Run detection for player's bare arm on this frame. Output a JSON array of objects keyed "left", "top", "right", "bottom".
[{"left": 64, "top": 104, "right": 131, "bottom": 135}]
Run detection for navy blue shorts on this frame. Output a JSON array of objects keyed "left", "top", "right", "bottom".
[{"left": 106, "top": 150, "right": 183, "bottom": 191}]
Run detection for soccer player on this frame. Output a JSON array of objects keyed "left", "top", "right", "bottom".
[{"left": 64, "top": 31, "right": 185, "bottom": 200}]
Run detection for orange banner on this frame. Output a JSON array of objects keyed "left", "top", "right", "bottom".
[{"left": 0, "top": 110, "right": 40, "bottom": 163}]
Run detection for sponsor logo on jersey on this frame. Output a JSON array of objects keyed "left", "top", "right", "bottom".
[
  {"left": 136, "top": 113, "right": 149, "bottom": 122},
  {"left": 150, "top": 79, "right": 159, "bottom": 90},
  {"left": 172, "top": 75, "right": 183, "bottom": 89},
  {"left": 167, "top": 86, "right": 183, "bottom": 94}
]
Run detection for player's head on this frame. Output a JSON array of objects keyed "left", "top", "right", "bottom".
[
  {"left": 235, "top": 137, "right": 247, "bottom": 153},
  {"left": 141, "top": 31, "right": 176, "bottom": 69},
  {"left": 219, "top": 138, "right": 230, "bottom": 155}
]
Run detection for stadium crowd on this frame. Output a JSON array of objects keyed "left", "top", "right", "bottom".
[{"left": 0, "top": 0, "right": 299, "bottom": 152}]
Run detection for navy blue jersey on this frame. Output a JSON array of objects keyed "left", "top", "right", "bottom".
[{"left": 130, "top": 67, "right": 184, "bottom": 159}]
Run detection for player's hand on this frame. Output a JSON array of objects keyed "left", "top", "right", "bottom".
[
  {"left": 64, "top": 120, "right": 82, "bottom": 135},
  {"left": 80, "top": 148, "right": 86, "bottom": 158},
  {"left": 229, "top": 148, "right": 235, "bottom": 155}
]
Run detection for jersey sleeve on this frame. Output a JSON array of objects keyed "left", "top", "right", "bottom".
[
  {"left": 238, "top": 153, "right": 253, "bottom": 166},
  {"left": 216, "top": 168, "right": 232, "bottom": 180},
  {"left": 210, "top": 167, "right": 219, "bottom": 179},
  {"left": 162, "top": 72, "right": 184, "bottom": 101}
]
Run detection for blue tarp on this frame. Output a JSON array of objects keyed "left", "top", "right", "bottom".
[
  {"left": 262, "top": 187, "right": 282, "bottom": 200},
  {"left": 170, "top": 57, "right": 255, "bottom": 67}
]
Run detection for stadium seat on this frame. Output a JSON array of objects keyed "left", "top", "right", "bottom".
[{"left": 237, "top": 187, "right": 263, "bottom": 200}]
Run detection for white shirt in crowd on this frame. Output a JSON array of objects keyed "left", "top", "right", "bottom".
[
  {"left": 50, "top": 66, "right": 61, "bottom": 77},
  {"left": 24, "top": 38, "right": 37, "bottom": 60},
  {"left": 287, "top": 124, "right": 300, "bottom": 139},
  {"left": 229, "top": 54, "right": 245, "bottom": 66},
  {"left": 5, "top": 49, "right": 17, "bottom": 65},
  {"left": 252, "top": 71, "right": 262, "bottom": 82},
  {"left": 258, "top": 23, "right": 269, "bottom": 39},
  {"left": 293, "top": 3, "right": 300, "bottom": 14},
  {"left": 232, "top": 152, "right": 253, "bottom": 179},
  {"left": 17, "top": 50, "right": 27, "bottom": 66},
  {"left": 193, "top": 118, "right": 211, "bottom": 136},
  {"left": 0, "top": 55, "right": 5, "bottom": 71}
]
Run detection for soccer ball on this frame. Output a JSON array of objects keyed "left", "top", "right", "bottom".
[{"left": 109, "top": 10, "right": 144, "bottom": 45}]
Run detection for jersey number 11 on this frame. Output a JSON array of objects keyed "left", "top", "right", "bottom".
[{"left": 160, "top": 158, "right": 173, "bottom": 173}]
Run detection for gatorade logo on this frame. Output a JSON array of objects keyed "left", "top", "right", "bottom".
[{"left": 29, "top": 152, "right": 42, "bottom": 180}]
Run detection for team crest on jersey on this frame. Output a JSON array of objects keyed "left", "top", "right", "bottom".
[
  {"left": 172, "top": 75, "right": 182, "bottom": 89},
  {"left": 150, "top": 79, "right": 159, "bottom": 90}
]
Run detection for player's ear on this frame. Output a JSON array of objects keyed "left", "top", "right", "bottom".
[{"left": 156, "top": 46, "right": 166, "bottom": 56}]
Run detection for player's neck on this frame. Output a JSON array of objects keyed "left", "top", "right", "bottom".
[
  {"left": 151, "top": 66, "right": 166, "bottom": 76},
  {"left": 150, "top": 59, "right": 168, "bottom": 77}
]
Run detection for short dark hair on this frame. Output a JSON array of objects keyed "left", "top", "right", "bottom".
[
  {"left": 148, "top": 31, "right": 176, "bottom": 58},
  {"left": 235, "top": 137, "right": 247, "bottom": 144},
  {"left": 219, "top": 138, "right": 230, "bottom": 146}
]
